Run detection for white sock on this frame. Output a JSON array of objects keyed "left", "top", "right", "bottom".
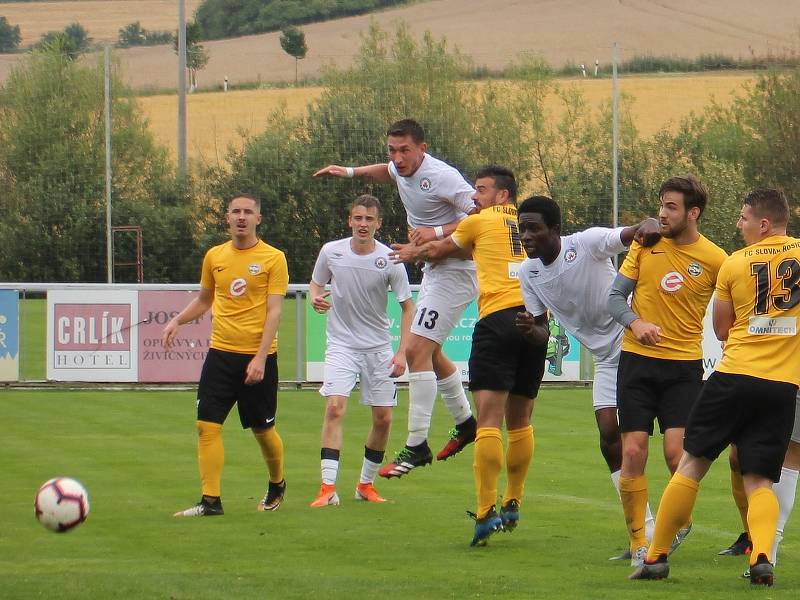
[
  {"left": 437, "top": 370, "right": 472, "bottom": 425},
  {"left": 359, "top": 458, "right": 381, "bottom": 485},
  {"left": 321, "top": 459, "right": 339, "bottom": 485},
  {"left": 771, "top": 466, "right": 798, "bottom": 563},
  {"left": 611, "top": 470, "right": 655, "bottom": 542},
  {"left": 406, "top": 371, "right": 437, "bottom": 446}
]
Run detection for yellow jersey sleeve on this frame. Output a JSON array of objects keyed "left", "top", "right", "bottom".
[{"left": 619, "top": 241, "right": 643, "bottom": 281}]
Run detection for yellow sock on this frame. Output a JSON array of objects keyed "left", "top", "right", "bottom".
[
  {"left": 647, "top": 472, "right": 699, "bottom": 560},
  {"left": 747, "top": 487, "right": 779, "bottom": 566},
  {"left": 197, "top": 420, "right": 224, "bottom": 497},
  {"left": 731, "top": 469, "right": 750, "bottom": 533},
  {"left": 253, "top": 427, "right": 284, "bottom": 483},
  {"left": 473, "top": 427, "right": 503, "bottom": 519},
  {"left": 503, "top": 425, "right": 533, "bottom": 506},
  {"left": 620, "top": 475, "right": 649, "bottom": 551}
]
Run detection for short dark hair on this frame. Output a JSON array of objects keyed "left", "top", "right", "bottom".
[
  {"left": 228, "top": 192, "right": 261, "bottom": 211},
  {"left": 386, "top": 119, "right": 425, "bottom": 144},
  {"left": 659, "top": 175, "right": 708, "bottom": 218},
  {"left": 744, "top": 188, "right": 789, "bottom": 227},
  {"left": 351, "top": 194, "right": 382, "bottom": 218},
  {"left": 517, "top": 195, "right": 561, "bottom": 229},
  {"left": 475, "top": 165, "right": 517, "bottom": 203}
]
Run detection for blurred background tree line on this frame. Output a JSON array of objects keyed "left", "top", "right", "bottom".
[{"left": 1, "top": 23, "right": 798, "bottom": 283}]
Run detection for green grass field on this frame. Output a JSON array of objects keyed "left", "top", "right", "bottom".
[
  {"left": 15, "top": 297, "right": 302, "bottom": 382},
  {"left": 3, "top": 387, "right": 797, "bottom": 598}
]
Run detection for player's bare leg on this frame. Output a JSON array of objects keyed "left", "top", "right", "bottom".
[
  {"left": 356, "top": 406, "right": 392, "bottom": 502},
  {"left": 311, "top": 395, "right": 347, "bottom": 508}
]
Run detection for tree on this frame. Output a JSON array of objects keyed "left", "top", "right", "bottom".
[
  {"left": 0, "top": 16, "right": 21, "bottom": 53},
  {"left": 118, "top": 22, "right": 146, "bottom": 47},
  {"left": 279, "top": 25, "right": 307, "bottom": 84},
  {"left": 0, "top": 47, "right": 199, "bottom": 282},
  {"left": 174, "top": 23, "right": 209, "bottom": 91},
  {"left": 36, "top": 22, "right": 91, "bottom": 60}
]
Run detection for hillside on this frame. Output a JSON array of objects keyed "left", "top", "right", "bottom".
[{"left": 0, "top": 0, "right": 797, "bottom": 88}]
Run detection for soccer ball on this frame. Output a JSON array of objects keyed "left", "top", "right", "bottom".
[{"left": 34, "top": 477, "right": 90, "bottom": 533}]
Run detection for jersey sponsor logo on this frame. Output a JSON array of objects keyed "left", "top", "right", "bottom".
[
  {"left": 230, "top": 278, "right": 247, "bottom": 297},
  {"left": 375, "top": 257, "right": 388, "bottom": 269},
  {"left": 420, "top": 177, "right": 432, "bottom": 191},
  {"left": 507, "top": 262, "right": 521, "bottom": 279},
  {"left": 564, "top": 248, "right": 577, "bottom": 263},
  {"left": 660, "top": 271, "right": 684, "bottom": 293},
  {"left": 747, "top": 316, "right": 797, "bottom": 336},
  {"left": 687, "top": 262, "right": 702, "bottom": 277},
  {"left": 248, "top": 263, "right": 261, "bottom": 275}
]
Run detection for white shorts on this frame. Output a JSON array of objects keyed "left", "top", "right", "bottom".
[
  {"left": 411, "top": 266, "right": 477, "bottom": 344},
  {"left": 319, "top": 346, "right": 398, "bottom": 407},
  {"left": 792, "top": 392, "right": 800, "bottom": 444},
  {"left": 592, "top": 345, "right": 620, "bottom": 411}
]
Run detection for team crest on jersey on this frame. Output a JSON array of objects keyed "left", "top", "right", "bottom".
[
  {"left": 374, "top": 257, "right": 387, "bottom": 269},
  {"left": 230, "top": 278, "right": 247, "bottom": 297},
  {"left": 564, "top": 247, "right": 577, "bottom": 263},
  {"left": 660, "top": 271, "right": 684, "bottom": 293},
  {"left": 687, "top": 262, "right": 702, "bottom": 277},
  {"left": 420, "top": 177, "right": 432, "bottom": 191},
  {"left": 248, "top": 263, "right": 261, "bottom": 275}
]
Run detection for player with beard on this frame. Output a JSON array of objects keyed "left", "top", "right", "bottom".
[{"left": 607, "top": 175, "right": 727, "bottom": 566}]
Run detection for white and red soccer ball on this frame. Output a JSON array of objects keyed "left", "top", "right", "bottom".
[{"left": 34, "top": 477, "right": 90, "bottom": 533}]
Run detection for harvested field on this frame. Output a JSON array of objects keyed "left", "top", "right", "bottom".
[
  {"left": 0, "top": 1, "right": 797, "bottom": 88},
  {"left": 138, "top": 72, "right": 753, "bottom": 162},
  {"left": 0, "top": 0, "right": 203, "bottom": 46}
]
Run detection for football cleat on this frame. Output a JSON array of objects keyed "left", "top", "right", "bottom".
[
  {"left": 436, "top": 417, "right": 477, "bottom": 461},
  {"left": 310, "top": 483, "right": 340, "bottom": 508},
  {"left": 258, "top": 479, "right": 286, "bottom": 512},
  {"left": 499, "top": 499, "right": 520, "bottom": 532},
  {"left": 718, "top": 531, "right": 752, "bottom": 556},
  {"left": 174, "top": 497, "right": 224, "bottom": 517},
  {"left": 749, "top": 554, "right": 774, "bottom": 586},
  {"left": 354, "top": 482, "right": 387, "bottom": 503},
  {"left": 378, "top": 444, "right": 433, "bottom": 478},
  {"left": 631, "top": 545, "right": 648, "bottom": 568},
  {"left": 629, "top": 555, "right": 669, "bottom": 580},
  {"left": 609, "top": 549, "right": 633, "bottom": 562},
  {"left": 468, "top": 508, "right": 503, "bottom": 547},
  {"left": 669, "top": 522, "right": 692, "bottom": 555}
]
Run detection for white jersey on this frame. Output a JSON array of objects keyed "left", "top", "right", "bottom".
[
  {"left": 388, "top": 153, "right": 476, "bottom": 272},
  {"left": 519, "top": 227, "right": 626, "bottom": 360},
  {"left": 311, "top": 237, "right": 412, "bottom": 351}
]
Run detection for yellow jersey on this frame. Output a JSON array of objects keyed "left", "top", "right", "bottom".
[
  {"left": 451, "top": 204, "right": 525, "bottom": 319},
  {"left": 200, "top": 240, "right": 289, "bottom": 354},
  {"left": 715, "top": 235, "right": 800, "bottom": 386},
  {"left": 620, "top": 235, "right": 727, "bottom": 360}
]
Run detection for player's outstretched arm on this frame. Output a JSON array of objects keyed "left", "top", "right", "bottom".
[
  {"left": 515, "top": 312, "right": 550, "bottom": 345},
  {"left": 621, "top": 217, "right": 661, "bottom": 247},
  {"left": 390, "top": 237, "right": 467, "bottom": 265},
  {"left": 409, "top": 219, "right": 464, "bottom": 245},
  {"left": 312, "top": 163, "right": 393, "bottom": 184},
  {"left": 162, "top": 287, "right": 213, "bottom": 349},
  {"left": 390, "top": 297, "right": 415, "bottom": 378}
]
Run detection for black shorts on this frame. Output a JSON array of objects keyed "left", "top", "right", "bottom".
[
  {"left": 684, "top": 372, "right": 797, "bottom": 482},
  {"left": 197, "top": 348, "right": 279, "bottom": 429},
  {"left": 468, "top": 306, "right": 547, "bottom": 398},
  {"left": 617, "top": 351, "right": 702, "bottom": 434}
]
